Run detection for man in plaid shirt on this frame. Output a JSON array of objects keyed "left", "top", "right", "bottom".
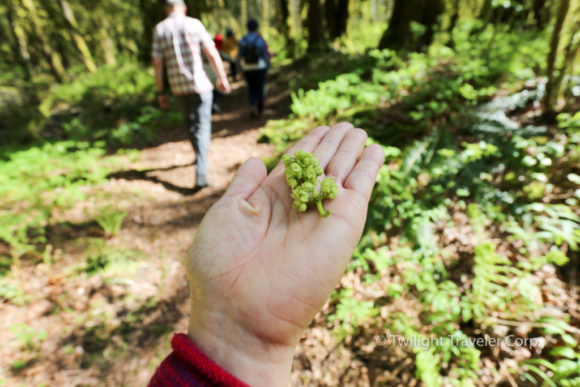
[{"left": 153, "top": 0, "right": 231, "bottom": 188}]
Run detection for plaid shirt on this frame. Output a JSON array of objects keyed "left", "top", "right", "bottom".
[{"left": 152, "top": 13, "right": 214, "bottom": 95}]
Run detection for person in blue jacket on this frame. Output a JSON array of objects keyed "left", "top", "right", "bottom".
[{"left": 238, "top": 19, "right": 270, "bottom": 118}]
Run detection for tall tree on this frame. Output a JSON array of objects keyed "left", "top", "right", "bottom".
[
  {"left": 138, "top": 0, "right": 165, "bottom": 63},
  {"left": 56, "top": 0, "right": 97, "bottom": 72},
  {"left": 447, "top": 0, "right": 460, "bottom": 32},
  {"left": 262, "top": 0, "right": 270, "bottom": 37},
  {"left": 479, "top": 0, "right": 493, "bottom": 23},
  {"left": 5, "top": 1, "right": 32, "bottom": 80},
  {"left": 378, "top": 0, "right": 443, "bottom": 51},
  {"left": 307, "top": 0, "right": 325, "bottom": 51},
  {"left": 278, "top": 0, "right": 291, "bottom": 44},
  {"left": 290, "top": 0, "right": 303, "bottom": 50},
  {"left": 325, "top": 0, "right": 349, "bottom": 40},
  {"left": 20, "top": 0, "right": 67, "bottom": 81},
  {"left": 543, "top": 0, "right": 571, "bottom": 114},
  {"left": 531, "top": 0, "right": 548, "bottom": 28},
  {"left": 550, "top": 16, "right": 580, "bottom": 110},
  {"left": 241, "top": 0, "right": 248, "bottom": 30},
  {"left": 97, "top": 17, "right": 117, "bottom": 66}
]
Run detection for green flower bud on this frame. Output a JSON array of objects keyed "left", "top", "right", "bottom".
[
  {"left": 283, "top": 150, "right": 338, "bottom": 217},
  {"left": 282, "top": 154, "right": 292, "bottom": 166}
]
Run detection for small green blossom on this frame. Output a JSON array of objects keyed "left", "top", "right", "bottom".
[{"left": 283, "top": 150, "right": 339, "bottom": 217}]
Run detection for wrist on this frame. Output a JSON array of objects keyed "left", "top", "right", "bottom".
[{"left": 188, "top": 300, "right": 294, "bottom": 387}]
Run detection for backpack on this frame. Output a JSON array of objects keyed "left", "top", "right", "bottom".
[{"left": 243, "top": 35, "right": 261, "bottom": 64}]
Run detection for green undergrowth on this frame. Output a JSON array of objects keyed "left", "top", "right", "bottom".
[
  {"left": 261, "top": 21, "right": 580, "bottom": 386},
  {"left": 0, "top": 140, "right": 136, "bottom": 269},
  {"left": 2, "top": 61, "right": 182, "bottom": 148}
]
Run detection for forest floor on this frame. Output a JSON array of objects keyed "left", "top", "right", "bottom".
[
  {"left": 2, "top": 65, "right": 579, "bottom": 387},
  {"left": 2, "top": 65, "right": 395, "bottom": 387},
  {"left": 1, "top": 72, "right": 283, "bottom": 385}
]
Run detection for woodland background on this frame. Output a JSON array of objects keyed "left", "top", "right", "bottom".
[{"left": 1, "top": 0, "right": 579, "bottom": 386}]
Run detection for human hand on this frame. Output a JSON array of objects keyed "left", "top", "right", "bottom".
[
  {"left": 217, "top": 77, "right": 231, "bottom": 94},
  {"left": 157, "top": 94, "right": 169, "bottom": 109},
  {"left": 185, "top": 123, "right": 385, "bottom": 387}
]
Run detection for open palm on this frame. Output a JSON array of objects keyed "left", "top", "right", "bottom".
[{"left": 185, "top": 123, "right": 384, "bottom": 386}]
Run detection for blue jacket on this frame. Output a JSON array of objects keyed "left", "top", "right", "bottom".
[{"left": 238, "top": 32, "right": 270, "bottom": 71}]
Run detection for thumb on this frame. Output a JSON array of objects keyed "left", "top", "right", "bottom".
[{"left": 223, "top": 157, "right": 267, "bottom": 200}]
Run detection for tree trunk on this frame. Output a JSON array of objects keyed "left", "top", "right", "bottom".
[
  {"left": 336, "top": 0, "right": 349, "bottom": 37},
  {"left": 98, "top": 19, "right": 116, "bottom": 66},
  {"left": 325, "top": 0, "right": 337, "bottom": 39},
  {"left": 551, "top": 17, "right": 580, "bottom": 109},
  {"left": 325, "top": 0, "right": 350, "bottom": 39},
  {"left": 479, "top": 0, "right": 492, "bottom": 23},
  {"left": 371, "top": 0, "right": 378, "bottom": 21},
  {"left": 447, "top": 0, "right": 460, "bottom": 32},
  {"left": 241, "top": 0, "right": 248, "bottom": 30},
  {"left": 378, "top": 0, "right": 442, "bottom": 51},
  {"left": 290, "top": 0, "right": 303, "bottom": 43},
  {"left": 6, "top": 1, "right": 32, "bottom": 79},
  {"left": 262, "top": 0, "right": 269, "bottom": 37},
  {"left": 543, "top": 0, "right": 570, "bottom": 114},
  {"left": 138, "top": 0, "right": 165, "bottom": 63},
  {"left": 20, "top": 0, "right": 67, "bottom": 81},
  {"left": 278, "top": 0, "right": 291, "bottom": 43},
  {"left": 183, "top": 0, "right": 203, "bottom": 18},
  {"left": 532, "top": 0, "right": 548, "bottom": 28},
  {"left": 307, "top": 0, "right": 325, "bottom": 51},
  {"left": 58, "top": 0, "right": 97, "bottom": 72}
]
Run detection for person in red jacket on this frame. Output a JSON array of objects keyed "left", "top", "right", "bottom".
[{"left": 149, "top": 123, "right": 385, "bottom": 386}]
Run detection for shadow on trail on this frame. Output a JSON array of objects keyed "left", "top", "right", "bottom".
[
  {"left": 107, "top": 163, "right": 201, "bottom": 196},
  {"left": 57, "top": 280, "right": 189, "bottom": 381}
]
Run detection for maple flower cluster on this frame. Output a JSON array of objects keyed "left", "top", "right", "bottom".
[{"left": 282, "top": 150, "right": 338, "bottom": 217}]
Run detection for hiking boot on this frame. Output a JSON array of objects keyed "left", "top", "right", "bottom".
[{"left": 249, "top": 106, "right": 258, "bottom": 118}]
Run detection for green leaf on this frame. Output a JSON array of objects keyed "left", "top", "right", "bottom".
[
  {"left": 549, "top": 346, "right": 578, "bottom": 359},
  {"left": 554, "top": 359, "right": 579, "bottom": 378}
]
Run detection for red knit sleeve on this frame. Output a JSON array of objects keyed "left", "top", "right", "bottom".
[{"left": 148, "top": 333, "right": 250, "bottom": 387}]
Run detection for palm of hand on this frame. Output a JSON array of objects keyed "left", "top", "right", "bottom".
[{"left": 187, "top": 123, "right": 384, "bottom": 351}]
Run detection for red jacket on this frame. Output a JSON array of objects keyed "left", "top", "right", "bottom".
[{"left": 149, "top": 333, "right": 249, "bottom": 386}]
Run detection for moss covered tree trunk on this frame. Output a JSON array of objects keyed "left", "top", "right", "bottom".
[
  {"left": 543, "top": 0, "right": 570, "bottom": 114},
  {"left": 325, "top": 0, "right": 349, "bottom": 40},
  {"left": 550, "top": 16, "right": 580, "bottom": 110},
  {"left": 138, "top": 0, "right": 165, "bottom": 63},
  {"left": 20, "top": 0, "right": 67, "bottom": 81},
  {"left": 479, "top": 0, "right": 493, "bottom": 23},
  {"left": 241, "top": 0, "right": 248, "bottom": 30},
  {"left": 448, "top": 0, "right": 460, "bottom": 32},
  {"left": 262, "top": 0, "right": 270, "bottom": 37},
  {"left": 6, "top": 1, "right": 32, "bottom": 80},
  {"left": 378, "top": 0, "right": 443, "bottom": 51},
  {"left": 278, "top": 0, "right": 291, "bottom": 44},
  {"left": 532, "top": 0, "right": 548, "bottom": 28},
  {"left": 98, "top": 18, "right": 117, "bottom": 66},
  {"left": 307, "top": 0, "right": 325, "bottom": 52},
  {"left": 58, "top": 0, "right": 97, "bottom": 73}
]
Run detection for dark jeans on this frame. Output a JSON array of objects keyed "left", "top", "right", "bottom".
[
  {"left": 175, "top": 91, "right": 213, "bottom": 178},
  {"left": 213, "top": 89, "right": 222, "bottom": 106},
  {"left": 227, "top": 59, "right": 238, "bottom": 79},
  {"left": 243, "top": 69, "right": 267, "bottom": 113}
]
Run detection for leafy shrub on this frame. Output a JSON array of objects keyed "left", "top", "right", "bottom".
[
  {"left": 95, "top": 206, "right": 128, "bottom": 237},
  {"left": 0, "top": 141, "right": 122, "bottom": 261},
  {"left": 37, "top": 62, "right": 181, "bottom": 147},
  {"left": 284, "top": 22, "right": 579, "bottom": 387}
]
